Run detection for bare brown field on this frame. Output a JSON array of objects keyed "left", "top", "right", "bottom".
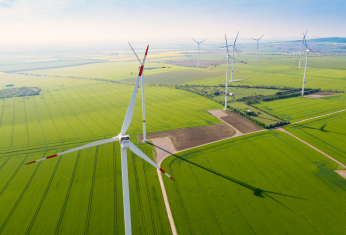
[
  {"left": 139, "top": 124, "right": 236, "bottom": 151},
  {"left": 304, "top": 91, "right": 340, "bottom": 98},
  {"left": 166, "top": 60, "right": 227, "bottom": 67},
  {"left": 221, "top": 111, "right": 263, "bottom": 133}
]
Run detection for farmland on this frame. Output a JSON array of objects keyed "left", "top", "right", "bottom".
[
  {"left": 253, "top": 93, "right": 346, "bottom": 122},
  {"left": 162, "top": 130, "right": 346, "bottom": 235},
  {"left": 285, "top": 111, "right": 346, "bottom": 165}
]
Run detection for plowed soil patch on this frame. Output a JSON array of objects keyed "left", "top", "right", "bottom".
[
  {"left": 304, "top": 92, "right": 340, "bottom": 98},
  {"left": 221, "top": 112, "right": 263, "bottom": 133},
  {"left": 139, "top": 124, "right": 236, "bottom": 151}
]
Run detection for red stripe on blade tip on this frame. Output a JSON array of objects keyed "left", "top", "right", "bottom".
[
  {"left": 159, "top": 168, "right": 166, "bottom": 174},
  {"left": 170, "top": 177, "right": 175, "bottom": 181},
  {"left": 25, "top": 161, "right": 36, "bottom": 165},
  {"left": 145, "top": 45, "right": 149, "bottom": 55},
  {"left": 46, "top": 154, "right": 58, "bottom": 159},
  {"left": 139, "top": 66, "right": 144, "bottom": 76}
]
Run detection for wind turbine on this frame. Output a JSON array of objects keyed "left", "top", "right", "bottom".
[
  {"left": 251, "top": 35, "right": 264, "bottom": 61},
  {"left": 192, "top": 39, "right": 206, "bottom": 67},
  {"left": 220, "top": 33, "right": 247, "bottom": 110},
  {"left": 128, "top": 42, "right": 170, "bottom": 142},
  {"left": 301, "top": 40, "right": 320, "bottom": 96},
  {"left": 299, "top": 31, "right": 308, "bottom": 68},
  {"left": 25, "top": 45, "right": 175, "bottom": 235}
]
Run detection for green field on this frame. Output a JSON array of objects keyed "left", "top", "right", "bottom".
[
  {"left": 228, "top": 102, "right": 283, "bottom": 126},
  {"left": 0, "top": 73, "right": 222, "bottom": 151},
  {"left": 24, "top": 61, "right": 192, "bottom": 82},
  {"left": 253, "top": 93, "right": 346, "bottom": 122},
  {"left": 285, "top": 111, "right": 346, "bottom": 165},
  {"left": 162, "top": 130, "right": 346, "bottom": 235},
  {"left": 0, "top": 71, "right": 224, "bottom": 234}
]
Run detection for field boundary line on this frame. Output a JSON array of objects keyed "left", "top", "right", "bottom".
[
  {"left": 288, "top": 109, "right": 346, "bottom": 126},
  {"left": 277, "top": 128, "right": 346, "bottom": 169}
]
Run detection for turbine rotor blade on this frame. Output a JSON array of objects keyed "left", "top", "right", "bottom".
[
  {"left": 258, "top": 35, "right": 264, "bottom": 40},
  {"left": 234, "top": 31, "right": 239, "bottom": 44},
  {"left": 192, "top": 39, "right": 199, "bottom": 44},
  {"left": 144, "top": 67, "right": 171, "bottom": 70},
  {"left": 128, "top": 142, "right": 175, "bottom": 181},
  {"left": 200, "top": 39, "right": 206, "bottom": 44},
  {"left": 128, "top": 42, "right": 142, "bottom": 64},
  {"left": 121, "top": 45, "right": 149, "bottom": 135},
  {"left": 25, "top": 136, "right": 119, "bottom": 165},
  {"left": 225, "top": 34, "right": 229, "bottom": 54},
  {"left": 234, "top": 47, "right": 240, "bottom": 57}
]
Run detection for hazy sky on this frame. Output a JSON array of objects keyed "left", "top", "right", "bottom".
[{"left": 0, "top": 0, "right": 345, "bottom": 45}]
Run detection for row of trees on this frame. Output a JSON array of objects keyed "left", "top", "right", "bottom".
[{"left": 0, "top": 87, "right": 41, "bottom": 99}]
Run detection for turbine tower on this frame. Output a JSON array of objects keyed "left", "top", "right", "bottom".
[
  {"left": 220, "top": 32, "right": 247, "bottom": 110},
  {"left": 301, "top": 39, "right": 320, "bottom": 96},
  {"left": 251, "top": 35, "right": 264, "bottom": 61},
  {"left": 192, "top": 39, "right": 206, "bottom": 67},
  {"left": 128, "top": 42, "right": 170, "bottom": 142},
  {"left": 25, "top": 45, "right": 175, "bottom": 235},
  {"left": 299, "top": 30, "right": 308, "bottom": 68}
]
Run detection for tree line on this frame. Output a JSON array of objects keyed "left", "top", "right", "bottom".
[{"left": 0, "top": 86, "right": 41, "bottom": 99}]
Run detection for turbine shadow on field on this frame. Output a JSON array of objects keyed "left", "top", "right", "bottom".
[
  {"left": 299, "top": 124, "right": 346, "bottom": 136},
  {"left": 148, "top": 142, "right": 307, "bottom": 210}
]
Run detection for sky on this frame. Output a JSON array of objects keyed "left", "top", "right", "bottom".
[{"left": 0, "top": 0, "right": 345, "bottom": 45}]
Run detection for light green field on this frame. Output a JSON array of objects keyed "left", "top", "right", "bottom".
[
  {"left": 162, "top": 130, "right": 346, "bottom": 235},
  {"left": 24, "top": 61, "right": 192, "bottom": 82},
  {"left": 285, "top": 111, "right": 346, "bottom": 165},
  {"left": 228, "top": 102, "right": 283, "bottom": 126},
  {"left": 253, "top": 93, "right": 346, "bottom": 122},
  {"left": 0, "top": 70, "right": 224, "bottom": 234},
  {"left": 184, "top": 53, "right": 346, "bottom": 91},
  {"left": 0, "top": 73, "right": 222, "bottom": 152}
]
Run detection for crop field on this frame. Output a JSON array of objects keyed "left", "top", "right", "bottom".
[
  {"left": 162, "top": 130, "right": 346, "bottom": 235},
  {"left": 0, "top": 137, "right": 173, "bottom": 234},
  {"left": 22, "top": 61, "right": 191, "bottom": 82},
  {"left": 285, "top": 111, "right": 346, "bottom": 165},
  {"left": 228, "top": 102, "right": 283, "bottom": 126},
  {"left": 0, "top": 70, "right": 225, "bottom": 234},
  {"left": 0, "top": 73, "right": 222, "bottom": 151},
  {"left": 183, "top": 53, "right": 346, "bottom": 91},
  {"left": 253, "top": 93, "right": 346, "bottom": 122}
]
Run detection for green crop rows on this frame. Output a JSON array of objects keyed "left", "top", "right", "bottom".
[
  {"left": 253, "top": 93, "right": 346, "bottom": 122},
  {"left": 162, "top": 131, "right": 346, "bottom": 235},
  {"left": 285, "top": 111, "right": 346, "bottom": 165}
]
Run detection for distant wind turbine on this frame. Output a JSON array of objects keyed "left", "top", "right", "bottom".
[
  {"left": 26, "top": 45, "right": 175, "bottom": 235},
  {"left": 128, "top": 42, "right": 171, "bottom": 142},
  {"left": 220, "top": 32, "right": 247, "bottom": 110},
  {"left": 293, "top": 31, "right": 308, "bottom": 68},
  {"left": 192, "top": 39, "right": 206, "bottom": 67},
  {"left": 301, "top": 39, "right": 320, "bottom": 96},
  {"left": 251, "top": 35, "right": 264, "bottom": 61}
]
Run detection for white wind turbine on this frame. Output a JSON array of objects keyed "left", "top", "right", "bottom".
[
  {"left": 192, "top": 39, "right": 206, "bottom": 67},
  {"left": 299, "top": 30, "right": 308, "bottom": 68},
  {"left": 128, "top": 42, "right": 171, "bottom": 142},
  {"left": 220, "top": 33, "right": 247, "bottom": 110},
  {"left": 251, "top": 35, "right": 264, "bottom": 61},
  {"left": 25, "top": 45, "right": 175, "bottom": 235},
  {"left": 301, "top": 39, "right": 320, "bottom": 96}
]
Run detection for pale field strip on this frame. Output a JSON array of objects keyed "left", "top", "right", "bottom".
[{"left": 153, "top": 109, "right": 346, "bottom": 234}]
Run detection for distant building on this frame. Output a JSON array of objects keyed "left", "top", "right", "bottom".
[{"left": 229, "top": 93, "right": 234, "bottom": 96}]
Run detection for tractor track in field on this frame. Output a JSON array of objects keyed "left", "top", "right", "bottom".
[
  {"left": 42, "top": 97, "right": 63, "bottom": 141},
  {"left": 131, "top": 153, "right": 148, "bottom": 235},
  {"left": 0, "top": 99, "right": 6, "bottom": 129},
  {"left": 55, "top": 151, "right": 81, "bottom": 235},
  {"left": 0, "top": 157, "right": 10, "bottom": 171},
  {"left": 168, "top": 160, "right": 195, "bottom": 235},
  {"left": 142, "top": 161, "right": 157, "bottom": 235},
  {"left": 10, "top": 99, "right": 15, "bottom": 147},
  {"left": 32, "top": 97, "right": 47, "bottom": 143},
  {"left": 0, "top": 161, "right": 41, "bottom": 234},
  {"left": 188, "top": 163, "right": 226, "bottom": 235},
  {"left": 25, "top": 157, "right": 62, "bottom": 235},
  {"left": 0, "top": 155, "right": 29, "bottom": 197},
  {"left": 48, "top": 92, "right": 80, "bottom": 139},
  {"left": 23, "top": 98, "right": 31, "bottom": 145},
  {"left": 84, "top": 147, "right": 99, "bottom": 235}
]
